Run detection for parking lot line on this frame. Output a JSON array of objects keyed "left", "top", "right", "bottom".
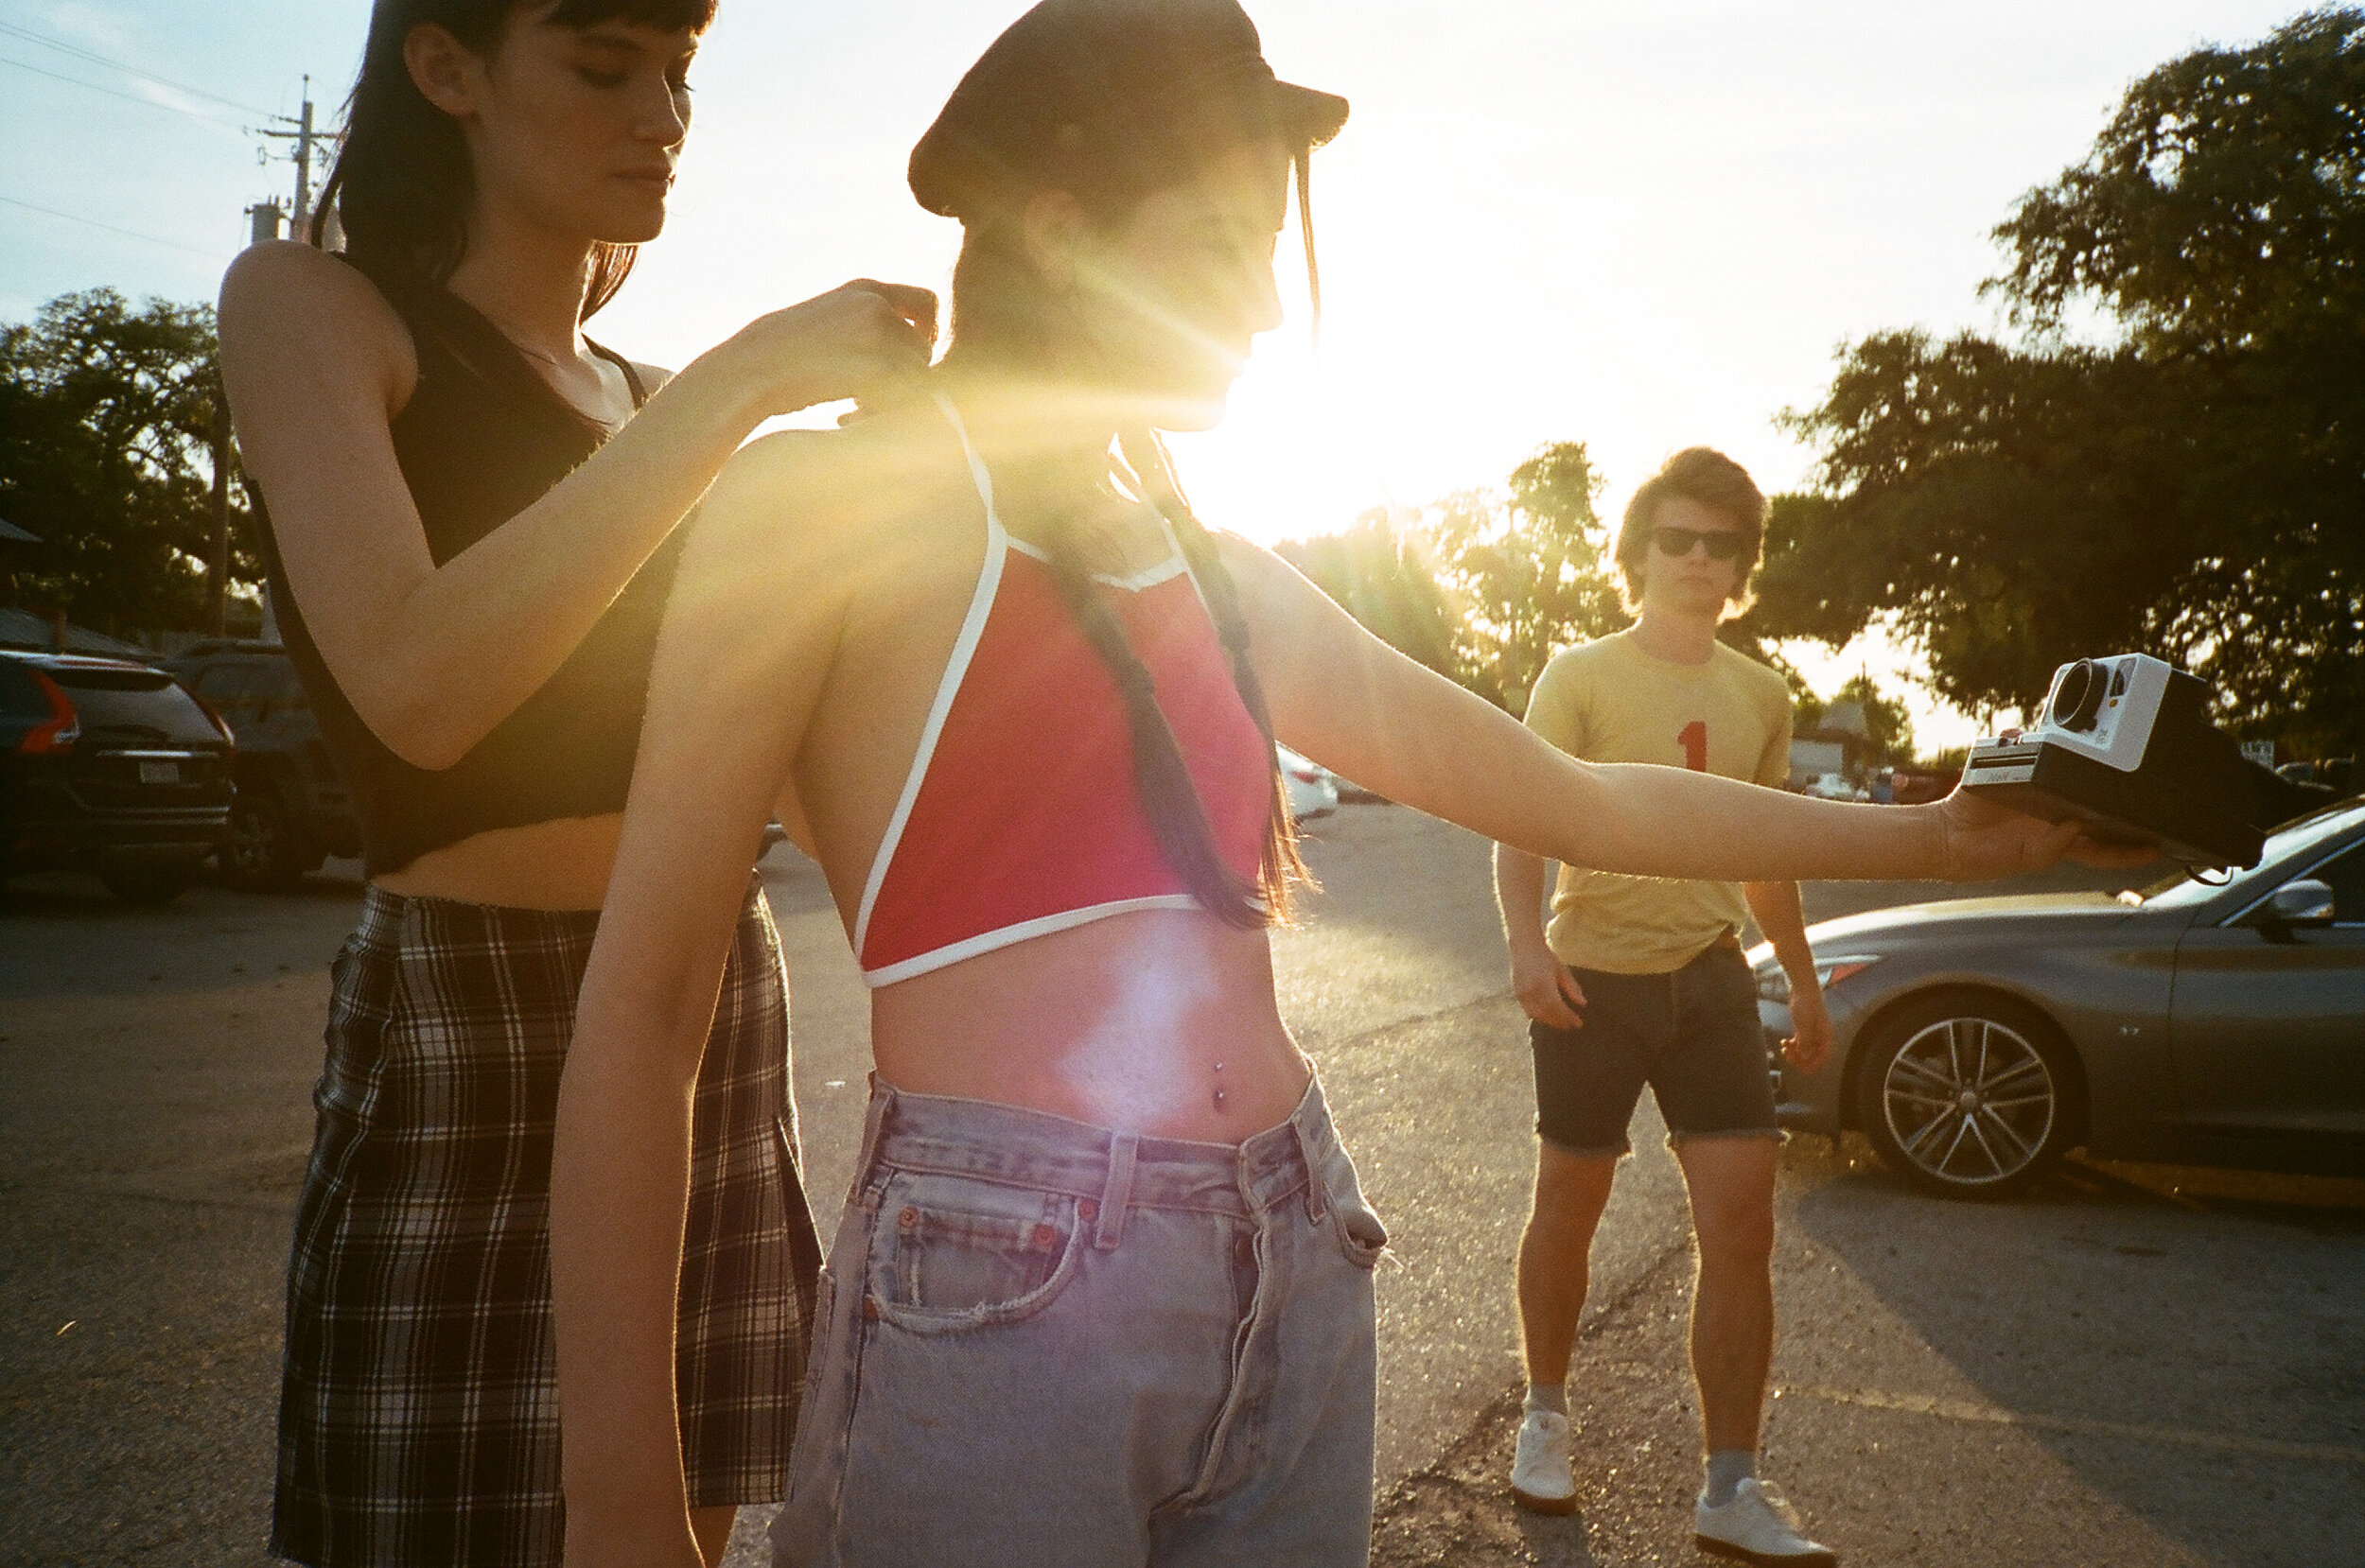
[{"left": 1786, "top": 1384, "right": 2365, "bottom": 1465}]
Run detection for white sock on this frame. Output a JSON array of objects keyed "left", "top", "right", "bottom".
[
  {"left": 1525, "top": 1382, "right": 1568, "bottom": 1418},
  {"left": 1703, "top": 1448, "right": 1757, "bottom": 1507}
]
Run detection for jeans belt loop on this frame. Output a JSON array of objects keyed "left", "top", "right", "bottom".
[
  {"left": 1095, "top": 1131, "right": 1138, "bottom": 1250},
  {"left": 1293, "top": 1117, "right": 1329, "bottom": 1225},
  {"left": 850, "top": 1072, "right": 894, "bottom": 1207}
]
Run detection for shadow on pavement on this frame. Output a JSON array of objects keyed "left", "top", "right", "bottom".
[{"left": 1781, "top": 1134, "right": 2365, "bottom": 1565}]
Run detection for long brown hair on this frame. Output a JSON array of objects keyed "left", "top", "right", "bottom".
[
  {"left": 311, "top": 0, "right": 715, "bottom": 319},
  {"left": 912, "top": 0, "right": 1345, "bottom": 927},
  {"left": 937, "top": 171, "right": 1323, "bottom": 929}
]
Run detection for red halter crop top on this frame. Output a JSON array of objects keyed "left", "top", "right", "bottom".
[{"left": 852, "top": 395, "right": 1273, "bottom": 987}]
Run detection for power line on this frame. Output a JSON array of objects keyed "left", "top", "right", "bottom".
[
  {"left": 0, "top": 194, "right": 231, "bottom": 261},
  {"left": 0, "top": 54, "right": 253, "bottom": 129},
  {"left": 0, "top": 19, "right": 277, "bottom": 119}
]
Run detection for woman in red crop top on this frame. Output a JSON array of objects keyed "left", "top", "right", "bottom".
[{"left": 549, "top": 5, "right": 2146, "bottom": 1564}]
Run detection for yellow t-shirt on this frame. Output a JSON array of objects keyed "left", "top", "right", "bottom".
[{"left": 1523, "top": 629, "right": 1796, "bottom": 975}]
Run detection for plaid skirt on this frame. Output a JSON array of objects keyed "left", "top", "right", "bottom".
[{"left": 272, "top": 880, "right": 820, "bottom": 1568}]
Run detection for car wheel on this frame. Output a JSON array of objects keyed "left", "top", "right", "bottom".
[
  {"left": 100, "top": 862, "right": 197, "bottom": 906},
  {"left": 1853, "top": 991, "right": 2081, "bottom": 1198},
  {"left": 226, "top": 788, "right": 319, "bottom": 891}
]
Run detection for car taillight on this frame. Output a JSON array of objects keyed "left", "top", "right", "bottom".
[
  {"left": 190, "top": 689, "right": 236, "bottom": 744},
  {"left": 18, "top": 671, "right": 79, "bottom": 756}
]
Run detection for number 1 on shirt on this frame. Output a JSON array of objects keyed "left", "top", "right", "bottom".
[{"left": 1678, "top": 721, "right": 1708, "bottom": 773}]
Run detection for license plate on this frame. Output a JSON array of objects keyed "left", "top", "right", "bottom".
[{"left": 137, "top": 760, "right": 180, "bottom": 786}]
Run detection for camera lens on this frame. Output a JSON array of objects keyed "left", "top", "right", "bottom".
[{"left": 2049, "top": 660, "right": 2108, "bottom": 732}]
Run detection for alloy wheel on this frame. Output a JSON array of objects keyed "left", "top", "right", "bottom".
[
  {"left": 1878, "top": 1016, "right": 2058, "bottom": 1189},
  {"left": 230, "top": 797, "right": 280, "bottom": 879}
]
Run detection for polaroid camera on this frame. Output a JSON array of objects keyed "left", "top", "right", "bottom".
[{"left": 1960, "top": 654, "right": 2265, "bottom": 869}]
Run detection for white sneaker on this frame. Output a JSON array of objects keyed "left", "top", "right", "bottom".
[
  {"left": 1693, "top": 1478, "right": 1837, "bottom": 1565},
  {"left": 1509, "top": 1406, "right": 1577, "bottom": 1514}
]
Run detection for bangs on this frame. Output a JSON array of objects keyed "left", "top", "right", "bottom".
[{"left": 543, "top": 0, "right": 716, "bottom": 34}]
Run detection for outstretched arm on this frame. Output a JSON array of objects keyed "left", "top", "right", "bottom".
[
  {"left": 547, "top": 439, "right": 851, "bottom": 1568},
  {"left": 1224, "top": 538, "right": 2135, "bottom": 883}
]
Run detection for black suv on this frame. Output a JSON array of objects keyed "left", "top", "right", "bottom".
[
  {"left": 0, "top": 649, "right": 235, "bottom": 902},
  {"left": 166, "top": 641, "right": 360, "bottom": 889}
]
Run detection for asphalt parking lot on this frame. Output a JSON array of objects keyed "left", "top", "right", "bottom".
[{"left": 3, "top": 807, "right": 2360, "bottom": 1567}]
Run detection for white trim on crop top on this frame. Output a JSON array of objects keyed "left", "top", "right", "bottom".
[{"left": 851, "top": 392, "right": 1203, "bottom": 988}]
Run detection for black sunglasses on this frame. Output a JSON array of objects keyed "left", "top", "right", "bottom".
[{"left": 1649, "top": 524, "right": 1749, "bottom": 562}]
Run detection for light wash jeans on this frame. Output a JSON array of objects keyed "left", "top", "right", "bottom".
[{"left": 772, "top": 1074, "right": 1386, "bottom": 1567}]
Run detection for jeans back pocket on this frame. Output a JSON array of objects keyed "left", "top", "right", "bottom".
[{"left": 867, "top": 1169, "right": 1085, "bottom": 1333}]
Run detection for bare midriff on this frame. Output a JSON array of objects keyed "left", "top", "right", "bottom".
[
  {"left": 372, "top": 813, "right": 626, "bottom": 912},
  {"left": 868, "top": 906, "right": 1312, "bottom": 1145}
]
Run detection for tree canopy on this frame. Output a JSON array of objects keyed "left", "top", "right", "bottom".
[
  {"left": 1758, "top": 7, "right": 2365, "bottom": 757},
  {"left": 1280, "top": 442, "right": 1630, "bottom": 712},
  {"left": 0, "top": 289, "right": 256, "bottom": 637}
]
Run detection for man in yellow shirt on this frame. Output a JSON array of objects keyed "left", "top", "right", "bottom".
[{"left": 1495, "top": 448, "right": 1840, "bottom": 1564}]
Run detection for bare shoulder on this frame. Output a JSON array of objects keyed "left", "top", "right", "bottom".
[
  {"left": 685, "top": 428, "right": 852, "bottom": 561},
  {"left": 219, "top": 243, "right": 403, "bottom": 351},
  {"left": 218, "top": 242, "right": 413, "bottom": 392},
  {"left": 680, "top": 414, "right": 962, "bottom": 602},
  {"left": 628, "top": 361, "right": 674, "bottom": 393},
  {"left": 700, "top": 419, "right": 912, "bottom": 531}
]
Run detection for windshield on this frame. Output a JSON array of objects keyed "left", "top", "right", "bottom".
[
  {"left": 46, "top": 665, "right": 221, "bottom": 743},
  {"left": 2130, "top": 799, "right": 2365, "bottom": 910}
]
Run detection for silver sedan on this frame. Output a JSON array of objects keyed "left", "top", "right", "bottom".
[{"left": 1750, "top": 798, "right": 2365, "bottom": 1196}]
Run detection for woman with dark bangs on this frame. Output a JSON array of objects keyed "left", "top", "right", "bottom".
[
  {"left": 216, "top": 2, "right": 934, "bottom": 1562},
  {"left": 546, "top": 3, "right": 2145, "bottom": 1564}
]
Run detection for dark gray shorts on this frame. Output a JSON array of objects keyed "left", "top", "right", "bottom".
[{"left": 1528, "top": 941, "right": 1778, "bottom": 1159}]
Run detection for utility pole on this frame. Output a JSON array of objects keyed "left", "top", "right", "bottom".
[
  {"left": 205, "top": 373, "right": 232, "bottom": 638},
  {"left": 257, "top": 77, "right": 332, "bottom": 239}
]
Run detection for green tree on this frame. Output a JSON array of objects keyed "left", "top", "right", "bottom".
[
  {"left": 1282, "top": 442, "right": 1630, "bottom": 713},
  {"left": 1828, "top": 671, "right": 1915, "bottom": 769},
  {"left": 1274, "top": 510, "right": 1460, "bottom": 678},
  {"left": 0, "top": 289, "right": 255, "bottom": 636},
  {"left": 1761, "top": 9, "right": 2365, "bottom": 757},
  {"left": 1419, "top": 442, "right": 1628, "bottom": 711}
]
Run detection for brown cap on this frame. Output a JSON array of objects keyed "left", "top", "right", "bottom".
[{"left": 910, "top": 0, "right": 1349, "bottom": 220}]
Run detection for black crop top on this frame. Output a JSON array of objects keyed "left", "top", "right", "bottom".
[{"left": 254, "top": 257, "right": 683, "bottom": 879}]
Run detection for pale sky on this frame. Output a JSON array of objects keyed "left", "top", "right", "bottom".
[{"left": 0, "top": 0, "right": 2311, "bottom": 745}]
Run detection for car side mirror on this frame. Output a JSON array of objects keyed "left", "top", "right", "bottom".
[{"left": 2256, "top": 879, "right": 2336, "bottom": 942}]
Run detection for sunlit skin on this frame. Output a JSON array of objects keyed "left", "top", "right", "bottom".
[
  {"left": 218, "top": 7, "right": 935, "bottom": 1560},
  {"left": 219, "top": 8, "right": 933, "bottom": 918},
  {"left": 370, "top": 12, "right": 696, "bottom": 903},
  {"left": 832, "top": 143, "right": 1314, "bottom": 1141},
  {"left": 546, "top": 136, "right": 2153, "bottom": 1568}
]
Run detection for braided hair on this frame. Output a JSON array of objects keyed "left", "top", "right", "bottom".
[
  {"left": 908, "top": 0, "right": 1349, "bottom": 928},
  {"left": 1031, "top": 427, "right": 1306, "bottom": 929}
]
